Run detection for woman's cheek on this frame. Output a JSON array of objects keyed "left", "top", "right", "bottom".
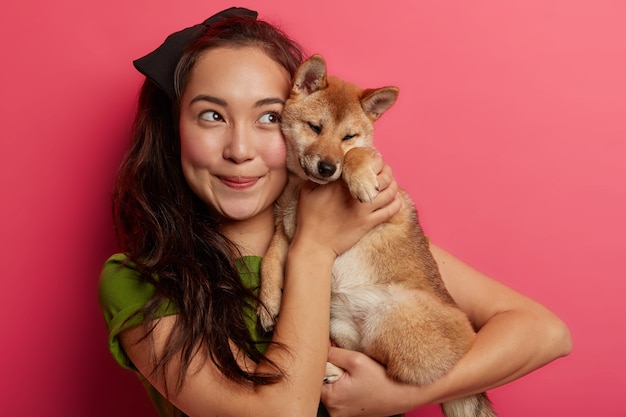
[
  {"left": 180, "top": 129, "right": 218, "bottom": 169},
  {"left": 264, "top": 136, "right": 288, "bottom": 169}
]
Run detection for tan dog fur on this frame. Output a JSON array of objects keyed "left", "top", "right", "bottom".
[{"left": 258, "top": 55, "right": 496, "bottom": 417}]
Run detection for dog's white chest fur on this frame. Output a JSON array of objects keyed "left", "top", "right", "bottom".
[{"left": 329, "top": 248, "right": 402, "bottom": 352}]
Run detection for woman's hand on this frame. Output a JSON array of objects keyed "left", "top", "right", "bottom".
[
  {"left": 293, "top": 152, "right": 402, "bottom": 258},
  {"left": 321, "top": 346, "right": 419, "bottom": 417}
]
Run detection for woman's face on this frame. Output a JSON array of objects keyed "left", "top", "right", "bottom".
[{"left": 179, "top": 46, "right": 291, "bottom": 221}]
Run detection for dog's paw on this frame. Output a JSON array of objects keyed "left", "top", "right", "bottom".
[
  {"left": 343, "top": 148, "right": 380, "bottom": 203},
  {"left": 347, "top": 172, "right": 379, "bottom": 203},
  {"left": 257, "top": 297, "right": 281, "bottom": 332},
  {"left": 323, "top": 362, "right": 345, "bottom": 384},
  {"left": 257, "top": 306, "right": 278, "bottom": 332}
]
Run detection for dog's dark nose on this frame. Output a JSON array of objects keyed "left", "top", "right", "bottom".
[{"left": 317, "top": 161, "right": 337, "bottom": 177}]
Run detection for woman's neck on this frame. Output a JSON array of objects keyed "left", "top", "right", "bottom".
[{"left": 220, "top": 206, "right": 276, "bottom": 257}]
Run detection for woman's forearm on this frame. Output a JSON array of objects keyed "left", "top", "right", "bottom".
[
  {"left": 409, "top": 244, "right": 573, "bottom": 406},
  {"left": 256, "top": 240, "right": 336, "bottom": 415},
  {"left": 335, "top": 305, "right": 571, "bottom": 415},
  {"left": 412, "top": 304, "right": 572, "bottom": 407}
]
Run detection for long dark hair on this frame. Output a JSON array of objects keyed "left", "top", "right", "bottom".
[{"left": 112, "top": 15, "right": 303, "bottom": 393}]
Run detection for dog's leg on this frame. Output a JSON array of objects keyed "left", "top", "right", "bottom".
[
  {"left": 362, "top": 287, "right": 476, "bottom": 385},
  {"left": 324, "top": 317, "right": 362, "bottom": 384},
  {"left": 330, "top": 316, "right": 363, "bottom": 352},
  {"left": 258, "top": 227, "right": 290, "bottom": 331},
  {"left": 324, "top": 362, "right": 345, "bottom": 384},
  {"left": 342, "top": 147, "right": 379, "bottom": 203},
  {"left": 441, "top": 393, "right": 498, "bottom": 417}
]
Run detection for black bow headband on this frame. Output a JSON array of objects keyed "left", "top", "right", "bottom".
[{"left": 133, "top": 7, "right": 258, "bottom": 99}]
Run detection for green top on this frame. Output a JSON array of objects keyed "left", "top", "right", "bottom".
[
  {"left": 99, "top": 254, "right": 403, "bottom": 417},
  {"left": 99, "top": 254, "right": 339, "bottom": 417}
]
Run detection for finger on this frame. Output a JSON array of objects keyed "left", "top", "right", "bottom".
[
  {"left": 370, "top": 191, "right": 403, "bottom": 225},
  {"left": 370, "top": 150, "right": 384, "bottom": 174},
  {"left": 371, "top": 177, "right": 399, "bottom": 209},
  {"left": 376, "top": 164, "right": 394, "bottom": 191},
  {"left": 327, "top": 346, "right": 373, "bottom": 374},
  {"left": 327, "top": 346, "right": 352, "bottom": 368}
]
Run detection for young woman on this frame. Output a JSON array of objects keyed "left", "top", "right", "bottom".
[{"left": 99, "top": 7, "right": 571, "bottom": 417}]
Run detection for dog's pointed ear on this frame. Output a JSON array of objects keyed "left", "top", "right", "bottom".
[
  {"left": 292, "top": 54, "right": 328, "bottom": 96},
  {"left": 361, "top": 87, "right": 399, "bottom": 121}
]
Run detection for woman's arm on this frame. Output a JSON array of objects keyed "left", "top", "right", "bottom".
[
  {"left": 421, "top": 244, "right": 572, "bottom": 401},
  {"left": 321, "top": 243, "right": 572, "bottom": 417},
  {"left": 119, "top": 161, "right": 402, "bottom": 417},
  {"left": 120, "top": 241, "right": 336, "bottom": 417}
]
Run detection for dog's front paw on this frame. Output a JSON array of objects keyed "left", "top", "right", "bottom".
[
  {"left": 323, "top": 362, "right": 345, "bottom": 384},
  {"left": 346, "top": 170, "right": 379, "bottom": 203},
  {"left": 257, "top": 294, "right": 281, "bottom": 332},
  {"left": 343, "top": 148, "right": 380, "bottom": 203}
]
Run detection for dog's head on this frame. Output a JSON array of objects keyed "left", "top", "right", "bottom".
[{"left": 281, "top": 54, "right": 399, "bottom": 184}]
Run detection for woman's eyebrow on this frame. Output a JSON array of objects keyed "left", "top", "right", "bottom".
[
  {"left": 189, "top": 95, "right": 227, "bottom": 106},
  {"left": 189, "top": 96, "right": 284, "bottom": 108},
  {"left": 254, "top": 97, "right": 285, "bottom": 107}
]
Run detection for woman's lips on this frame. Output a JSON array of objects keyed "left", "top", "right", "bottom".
[{"left": 220, "top": 176, "right": 259, "bottom": 189}]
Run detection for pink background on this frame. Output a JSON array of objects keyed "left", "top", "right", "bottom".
[{"left": 1, "top": 0, "right": 624, "bottom": 415}]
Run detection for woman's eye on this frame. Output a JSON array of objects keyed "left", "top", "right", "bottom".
[
  {"left": 200, "top": 110, "right": 224, "bottom": 122},
  {"left": 259, "top": 112, "right": 281, "bottom": 124}
]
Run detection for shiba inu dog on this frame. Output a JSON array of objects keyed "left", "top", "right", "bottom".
[{"left": 258, "top": 54, "right": 497, "bottom": 417}]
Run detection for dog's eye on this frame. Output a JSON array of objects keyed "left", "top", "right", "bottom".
[
  {"left": 308, "top": 122, "right": 322, "bottom": 135},
  {"left": 343, "top": 134, "right": 357, "bottom": 141}
]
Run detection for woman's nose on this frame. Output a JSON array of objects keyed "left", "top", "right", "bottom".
[{"left": 223, "top": 124, "right": 255, "bottom": 163}]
